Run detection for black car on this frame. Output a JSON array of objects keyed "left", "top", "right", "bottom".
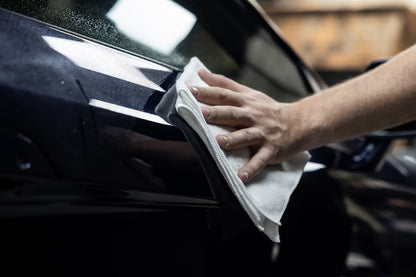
[{"left": 1, "top": 0, "right": 416, "bottom": 276}]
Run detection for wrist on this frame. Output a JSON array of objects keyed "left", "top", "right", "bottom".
[{"left": 288, "top": 94, "right": 329, "bottom": 153}]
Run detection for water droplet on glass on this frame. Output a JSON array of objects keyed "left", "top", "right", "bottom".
[
  {"left": 19, "top": 162, "right": 31, "bottom": 171},
  {"left": 16, "top": 154, "right": 31, "bottom": 171}
]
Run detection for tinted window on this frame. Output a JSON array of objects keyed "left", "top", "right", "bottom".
[{"left": 1, "top": 0, "right": 311, "bottom": 102}]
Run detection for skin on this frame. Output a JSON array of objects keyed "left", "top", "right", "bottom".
[{"left": 190, "top": 44, "right": 416, "bottom": 182}]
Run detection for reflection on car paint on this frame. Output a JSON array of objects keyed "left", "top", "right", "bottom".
[
  {"left": 106, "top": 0, "right": 197, "bottom": 55},
  {"left": 303, "top": 161, "right": 326, "bottom": 172},
  {"left": 89, "top": 99, "right": 169, "bottom": 125},
  {"left": 42, "top": 35, "right": 168, "bottom": 91}
]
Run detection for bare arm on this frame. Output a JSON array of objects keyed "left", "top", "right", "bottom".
[{"left": 191, "top": 44, "right": 416, "bottom": 182}]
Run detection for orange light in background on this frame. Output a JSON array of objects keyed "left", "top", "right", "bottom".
[{"left": 258, "top": 0, "right": 416, "bottom": 72}]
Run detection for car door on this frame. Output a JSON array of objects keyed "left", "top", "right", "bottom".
[{"left": 0, "top": 1, "right": 352, "bottom": 276}]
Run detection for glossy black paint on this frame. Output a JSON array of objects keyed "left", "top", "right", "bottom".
[
  {"left": 0, "top": 8, "right": 216, "bottom": 198},
  {"left": 1, "top": 1, "right": 416, "bottom": 277}
]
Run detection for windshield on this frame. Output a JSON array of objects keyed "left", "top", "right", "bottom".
[{"left": 1, "top": 0, "right": 311, "bottom": 102}]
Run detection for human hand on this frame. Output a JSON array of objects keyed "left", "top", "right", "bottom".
[{"left": 191, "top": 69, "right": 301, "bottom": 182}]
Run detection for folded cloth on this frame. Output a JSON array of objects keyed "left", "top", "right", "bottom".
[{"left": 156, "top": 57, "right": 310, "bottom": 242}]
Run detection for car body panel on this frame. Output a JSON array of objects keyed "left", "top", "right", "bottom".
[{"left": 1, "top": 1, "right": 416, "bottom": 276}]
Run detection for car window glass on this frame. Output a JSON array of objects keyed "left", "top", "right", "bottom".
[{"left": 1, "top": 0, "right": 310, "bottom": 102}]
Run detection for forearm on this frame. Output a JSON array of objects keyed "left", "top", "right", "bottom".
[
  {"left": 293, "top": 44, "right": 416, "bottom": 152},
  {"left": 194, "top": 45, "right": 416, "bottom": 181}
]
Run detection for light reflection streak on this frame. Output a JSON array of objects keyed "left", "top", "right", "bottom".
[
  {"left": 42, "top": 35, "right": 168, "bottom": 92},
  {"left": 106, "top": 0, "right": 197, "bottom": 54},
  {"left": 304, "top": 162, "right": 326, "bottom": 172},
  {"left": 89, "top": 99, "right": 170, "bottom": 125}
]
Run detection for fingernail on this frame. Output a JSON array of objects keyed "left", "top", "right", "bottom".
[
  {"left": 222, "top": 135, "right": 230, "bottom": 147},
  {"left": 201, "top": 106, "right": 211, "bottom": 117},
  {"left": 241, "top": 171, "right": 249, "bottom": 182},
  {"left": 190, "top": 86, "right": 199, "bottom": 96}
]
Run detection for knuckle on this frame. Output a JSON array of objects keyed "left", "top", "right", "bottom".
[
  {"left": 247, "top": 114, "right": 255, "bottom": 124},
  {"left": 242, "top": 129, "right": 252, "bottom": 142},
  {"left": 200, "top": 87, "right": 208, "bottom": 95},
  {"left": 230, "top": 108, "right": 252, "bottom": 123},
  {"left": 235, "top": 128, "right": 262, "bottom": 145},
  {"left": 241, "top": 108, "right": 255, "bottom": 123},
  {"left": 240, "top": 110, "right": 251, "bottom": 122},
  {"left": 217, "top": 90, "right": 230, "bottom": 102},
  {"left": 230, "top": 108, "right": 240, "bottom": 121}
]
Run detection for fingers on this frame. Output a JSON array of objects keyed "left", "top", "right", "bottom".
[
  {"left": 238, "top": 146, "right": 276, "bottom": 182},
  {"left": 198, "top": 69, "right": 246, "bottom": 92},
  {"left": 201, "top": 106, "right": 253, "bottom": 127},
  {"left": 215, "top": 128, "right": 274, "bottom": 182},
  {"left": 191, "top": 70, "right": 284, "bottom": 182},
  {"left": 190, "top": 86, "right": 243, "bottom": 107},
  {"left": 216, "top": 127, "right": 263, "bottom": 149}
]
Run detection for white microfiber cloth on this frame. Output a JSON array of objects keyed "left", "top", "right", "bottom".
[{"left": 159, "top": 57, "right": 310, "bottom": 242}]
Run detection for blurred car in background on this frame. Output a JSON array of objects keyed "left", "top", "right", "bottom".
[{"left": 1, "top": 0, "right": 416, "bottom": 276}]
